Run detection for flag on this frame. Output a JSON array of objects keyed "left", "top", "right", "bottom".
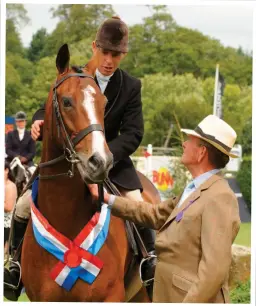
[{"left": 213, "top": 64, "right": 225, "bottom": 119}]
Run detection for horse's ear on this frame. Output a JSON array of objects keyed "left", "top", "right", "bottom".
[{"left": 56, "top": 44, "right": 70, "bottom": 74}]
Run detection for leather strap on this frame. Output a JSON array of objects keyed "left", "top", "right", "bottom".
[{"left": 72, "top": 124, "right": 103, "bottom": 147}]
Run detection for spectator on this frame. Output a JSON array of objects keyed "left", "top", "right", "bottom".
[
  {"left": 6, "top": 111, "right": 36, "bottom": 168},
  {"left": 4, "top": 161, "right": 17, "bottom": 256}
]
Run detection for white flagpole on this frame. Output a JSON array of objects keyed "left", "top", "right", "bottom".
[{"left": 213, "top": 64, "right": 219, "bottom": 116}]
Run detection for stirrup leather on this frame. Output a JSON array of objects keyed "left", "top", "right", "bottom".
[
  {"left": 139, "top": 254, "right": 157, "bottom": 286},
  {"left": 4, "top": 260, "right": 22, "bottom": 290}
]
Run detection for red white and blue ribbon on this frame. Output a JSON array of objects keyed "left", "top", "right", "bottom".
[{"left": 30, "top": 177, "right": 111, "bottom": 291}]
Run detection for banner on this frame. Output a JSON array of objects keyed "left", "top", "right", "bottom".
[{"left": 213, "top": 64, "right": 225, "bottom": 119}]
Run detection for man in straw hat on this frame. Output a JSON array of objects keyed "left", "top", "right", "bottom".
[
  {"left": 4, "top": 17, "right": 156, "bottom": 301},
  {"left": 90, "top": 114, "right": 241, "bottom": 303}
]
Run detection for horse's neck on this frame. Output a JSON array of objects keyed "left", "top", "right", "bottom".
[{"left": 38, "top": 132, "right": 95, "bottom": 238}]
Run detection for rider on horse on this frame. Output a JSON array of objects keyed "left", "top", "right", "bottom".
[
  {"left": 5, "top": 111, "right": 36, "bottom": 169},
  {"left": 4, "top": 17, "right": 156, "bottom": 301}
]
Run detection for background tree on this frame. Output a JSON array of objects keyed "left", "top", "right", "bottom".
[
  {"left": 41, "top": 4, "right": 114, "bottom": 57},
  {"left": 5, "top": 3, "right": 252, "bottom": 145},
  {"left": 27, "top": 28, "right": 49, "bottom": 62}
]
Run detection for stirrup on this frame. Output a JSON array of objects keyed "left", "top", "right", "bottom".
[
  {"left": 139, "top": 254, "right": 157, "bottom": 287},
  {"left": 4, "top": 260, "right": 22, "bottom": 290}
]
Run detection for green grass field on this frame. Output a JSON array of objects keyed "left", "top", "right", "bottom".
[
  {"left": 234, "top": 223, "right": 251, "bottom": 247},
  {"left": 4, "top": 223, "right": 251, "bottom": 302}
]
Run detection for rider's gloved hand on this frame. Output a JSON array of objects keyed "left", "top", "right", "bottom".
[{"left": 31, "top": 120, "right": 44, "bottom": 141}]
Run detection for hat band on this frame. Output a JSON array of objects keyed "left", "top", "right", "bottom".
[{"left": 194, "top": 126, "right": 231, "bottom": 152}]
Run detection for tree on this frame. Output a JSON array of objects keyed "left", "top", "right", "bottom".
[
  {"left": 239, "top": 118, "right": 252, "bottom": 156},
  {"left": 5, "top": 59, "right": 23, "bottom": 115},
  {"left": 27, "top": 28, "right": 49, "bottom": 62},
  {"left": 6, "top": 4, "right": 29, "bottom": 28},
  {"left": 141, "top": 73, "right": 212, "bottom": 146},
  {"left": 6, "top": 19, "right": 24, "bottom": 55},
  {"left": 42, "top": 4, "right": 114, "bottom": 57}
]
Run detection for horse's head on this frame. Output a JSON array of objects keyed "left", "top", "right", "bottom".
[
  {"left": 10, "top": 157, "right": 26, "bottom": 186},
  {"left": 47, "top": 44, "right": 113, "bottom": 183}
]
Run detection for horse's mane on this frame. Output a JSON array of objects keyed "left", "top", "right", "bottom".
[{"left": 71, "top": 65, "right": 84, "bottom": 73}]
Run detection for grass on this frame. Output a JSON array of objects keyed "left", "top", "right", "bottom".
[
  {"left": 234, "top": 223, "right": 251, "bottom": 247},
  {"left": 4, "top": 293, "right": 29, "bottom": 302}
]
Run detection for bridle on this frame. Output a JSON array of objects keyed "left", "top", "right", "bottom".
[{"left": 39, "top": 72, "right": 104, "bottom": 180}]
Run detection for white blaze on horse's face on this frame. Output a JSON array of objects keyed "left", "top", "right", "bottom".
[{"left": 82, "top": 85, "right": 107, "bottom": 160}]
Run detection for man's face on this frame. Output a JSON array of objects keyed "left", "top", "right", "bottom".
[
  {"left": 181, "top": 135, "right": 205, "bottom": 166},
  {"left": 92, "top": 41, "right": 127, "bottom": 76},
  {"left": 16, "top": 120, "right": 26, "bottom": 129}
]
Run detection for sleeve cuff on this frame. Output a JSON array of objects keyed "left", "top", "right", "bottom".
[{"left": 108, "top": 194, "right": 116, "bottom": 208}]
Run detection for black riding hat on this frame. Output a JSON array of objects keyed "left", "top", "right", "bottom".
[{"left": 15, "top": 111, "right": 27, "bottom": 121}]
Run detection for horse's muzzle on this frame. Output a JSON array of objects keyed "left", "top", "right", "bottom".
[{"left": 77, "top": 151, "right": 113, "bottom": 183}]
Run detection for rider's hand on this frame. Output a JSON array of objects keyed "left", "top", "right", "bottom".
[
  {"left": 20, "top": 156, "right": 28, "bottom": 164},
  {"left": 87, "top": 184, "right": 110, "bottom": 203},
  {"left": 31, "top": 120, "right": 44, "bottom": 141}
]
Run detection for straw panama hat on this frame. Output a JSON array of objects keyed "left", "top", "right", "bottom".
[{"left": 181, "top": 115, "right": 238, "bottom": 158}]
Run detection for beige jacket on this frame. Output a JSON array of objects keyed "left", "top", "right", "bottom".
[{"left": 112, "top": 174, "right": 241, "bottom": 303}]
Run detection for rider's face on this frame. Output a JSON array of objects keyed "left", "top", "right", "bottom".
[
  {"left": 16, "top": 120, "right": 26, "bottom": 129},
  {"left": 92, "top": 41, "right": 127, "bottom": 76}
]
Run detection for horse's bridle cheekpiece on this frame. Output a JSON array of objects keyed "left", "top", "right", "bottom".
[{"left": 39, "top": 73, "right": 104, "bottom": 180}]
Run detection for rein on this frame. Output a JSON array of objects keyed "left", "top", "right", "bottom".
[{"left": 39, "top": 72, "right": 103, "bottom": 180}]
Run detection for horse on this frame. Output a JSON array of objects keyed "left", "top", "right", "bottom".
[
  {"left": 21, "top": 44, "right": 160, "bottom": 302},
  {"left": 9, "top": 157, "right": 36, "bottom": 197}
]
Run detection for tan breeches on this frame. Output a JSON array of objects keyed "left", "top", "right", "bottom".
[
  {"left": 120, "top": 189, "right": 143, "bottom": 201},
  {"left": 14, "top": 189, "right": 32, "bottom": 221}
]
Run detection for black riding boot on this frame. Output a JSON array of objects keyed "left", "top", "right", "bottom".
[
  {"left": 137, "top": 226, "right": 156, "bottom": 301},
  {"left": 4, "top": 218, "right": 28, "bottom": 301}
]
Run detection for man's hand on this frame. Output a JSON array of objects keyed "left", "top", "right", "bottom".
[
  {"left": 87, "top": 184, "right": 110, "bottom": 203},
  {"left": 31, "top": 120, "right": 44, "bottom": 141}
]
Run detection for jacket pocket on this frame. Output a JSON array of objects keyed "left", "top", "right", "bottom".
[{"left": 172, "top": 273, "right": 193, "bottom": 292}]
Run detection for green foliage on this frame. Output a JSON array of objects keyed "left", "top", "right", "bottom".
[
  {"left": 41, "top": 4, "right": 114, "bottom": 57},
  {"left": 5, "top": 4, "right": 252, "bottom": 154},
  {"left": 121, "top": 6, "right": 252, "bottom": 86},
  {"left": 5, "top": 59, "right": 23, "bottom": 116},
  {"left": 230, "top": 280, "right": 250, "bottom": 304},
  {"left": 239, "top": 118, "right": 252, "bottom": 156},
  {"left": 6, "top": 3, "right": 29, "bottom": 28},
  {"left": 236, "top": 160, "right": 251, "bottom": 212},
  {"left": 27, "top": 28, "right": 49, "bottom": 62},
  {"left": 222, "top": 85, "right": 252, "bottom": 139},
  {"left": 234, "top": 223, "right": 251, "bottom": 247},
  {"left": 6, "top": 19, "right": 24, "bottom": 55}
]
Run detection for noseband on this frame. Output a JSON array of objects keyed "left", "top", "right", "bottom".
[{"left": 39, "top": 73, "right": 104, "bottom": 180}]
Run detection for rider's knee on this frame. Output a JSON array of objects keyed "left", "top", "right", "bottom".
[
  {"left": 122, "top": 189, "right": 143, "bottom": 201},
  {"left": 15, "top": 189, "right": 32, "bottom": 220}
]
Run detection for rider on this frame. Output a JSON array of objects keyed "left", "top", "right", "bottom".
[
  {"left": 4, "top": 17, "right": 156, "bottom": 301},
  {"left": 5, "top": 111, "right": 36, "bottom": 168}
]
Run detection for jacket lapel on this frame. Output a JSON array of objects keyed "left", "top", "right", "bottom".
[
  {"left": 21, "top": 130, "right": 29, "bottom": 142},
  {"left": 104, "top": 69, "right": 121, "bottom": 108},
  {"left": 14, "top": 129, "right": 20, "bottom": 142},
  {"left": 159, "top": 173, "right": 223, "bottom": 231}
]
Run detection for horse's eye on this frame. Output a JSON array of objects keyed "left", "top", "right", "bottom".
[{"left": 62, "top": 97, "right": 73, "bottom": 108}]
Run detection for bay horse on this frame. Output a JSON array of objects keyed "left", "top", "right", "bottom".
[{"left": 21, "top": 44, "right": 160, "bottom": 301}]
